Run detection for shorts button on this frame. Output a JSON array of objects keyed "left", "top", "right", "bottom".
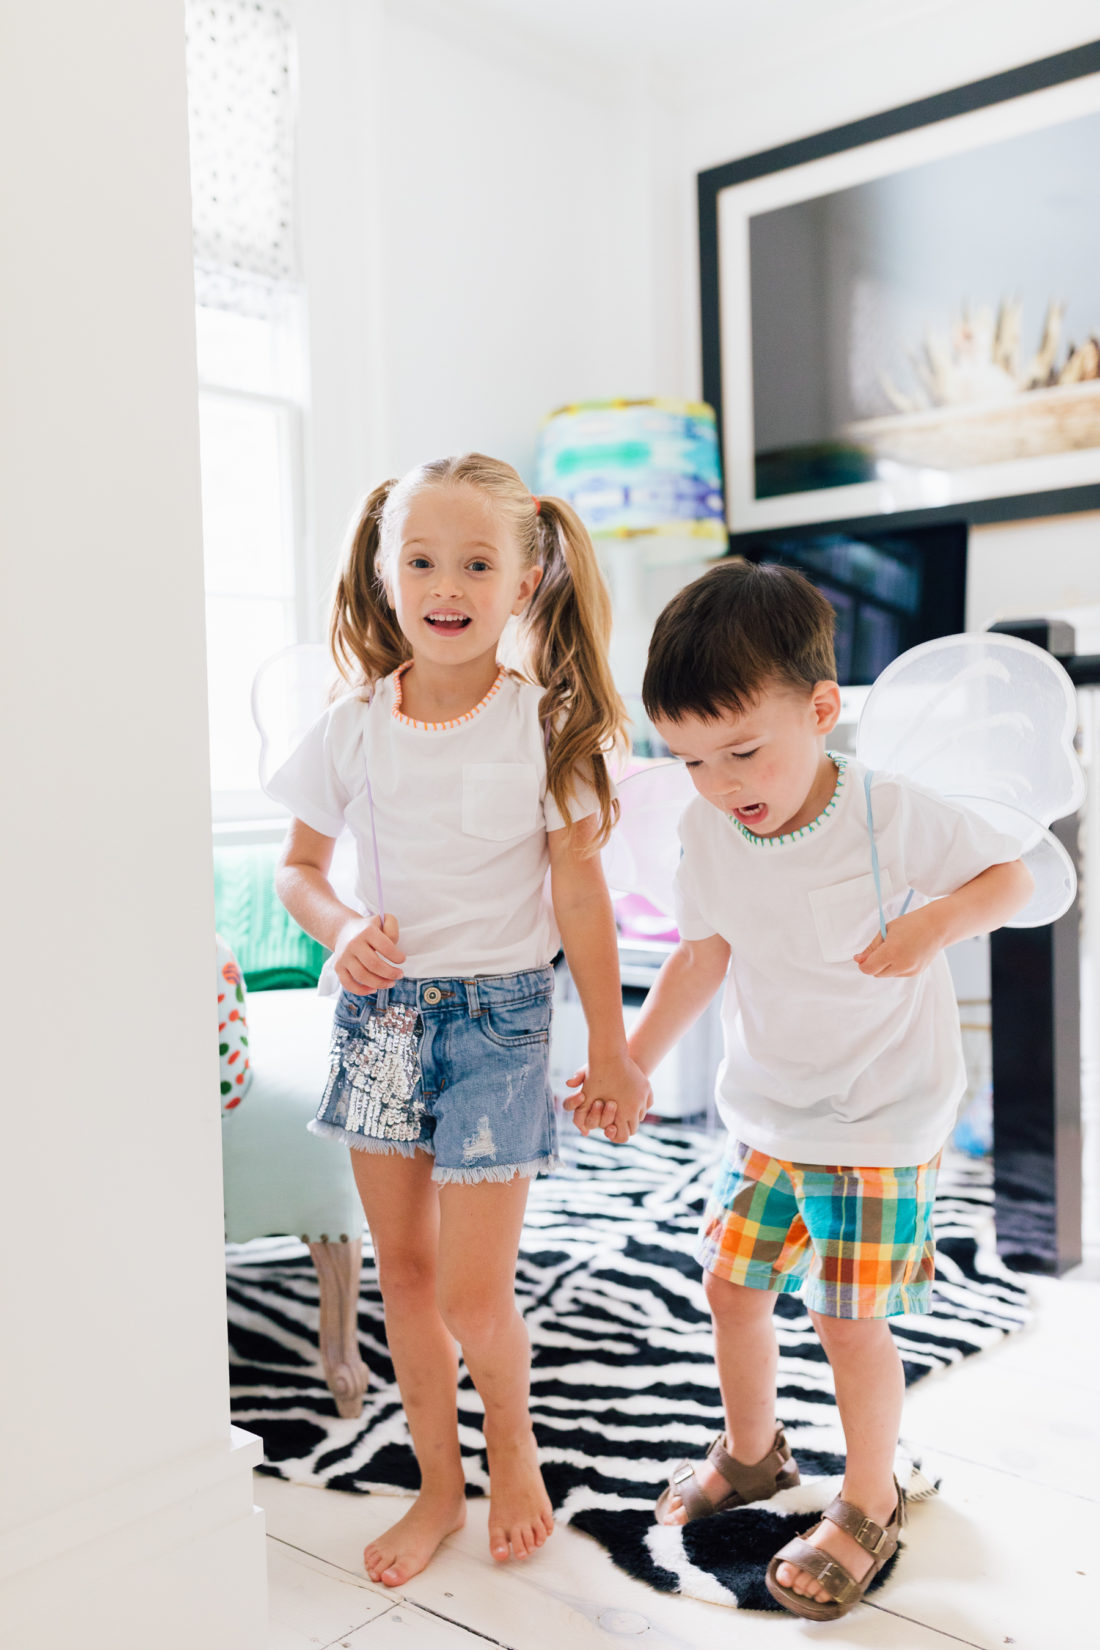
[{"left": 423, "top": 986, "right": 442, "bottom": 1005}]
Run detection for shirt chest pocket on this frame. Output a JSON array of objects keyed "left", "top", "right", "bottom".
[
  {"left": 462, "top": 762, "right": 541, "bottom": 842},
  {"left": 808, "top": 868, "right": 894, "bottom": 963}
]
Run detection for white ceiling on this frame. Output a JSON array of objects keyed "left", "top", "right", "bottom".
[{"left": 437, "top": 0, "right": 955, "bottom": 82}]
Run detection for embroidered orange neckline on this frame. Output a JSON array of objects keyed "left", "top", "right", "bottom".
[{"left": 390, "top": 661, "right": 506, "bottom": 731}]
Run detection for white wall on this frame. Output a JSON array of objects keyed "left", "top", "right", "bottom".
[
  {"left": 667, "top": 0, "right": 1100, "bottom": 405},
  {"left": 0, "top": 4, "right": 266, "bottom": 1646},
  {"left": 297, "top": 0, "right": 660, "bottom": 606},
  {"left": 968, "top": 512, "right": 1100, "bottom": 629}
]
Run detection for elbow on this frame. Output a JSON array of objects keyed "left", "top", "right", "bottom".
[
  {"left": 677, "top": 936, "right": 730, "bottom": 987},
  {"left": 274, "top": 852, "right": 309, "bottom": 910},
  {"left": 273, "top": 862, "right": 294, "bottom": 910}
]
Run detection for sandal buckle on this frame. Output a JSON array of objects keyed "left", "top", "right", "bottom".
[
  {"left": 857, "top": 1517, "right": 888, "bottom": 1555},
  {"left": 672, "top": 1465, "right": 694, "bottom": 1486}
]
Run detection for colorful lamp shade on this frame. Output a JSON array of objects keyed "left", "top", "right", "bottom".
[{"left": 534, "top": 397, "right": 726, "bottom": 543}]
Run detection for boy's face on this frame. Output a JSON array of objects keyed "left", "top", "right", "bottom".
[{"left": 653, "top": 679, "right": 842, "bottom": 839}]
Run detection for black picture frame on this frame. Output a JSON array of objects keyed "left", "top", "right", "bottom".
[{"left": 699, "top": 42, "right": 1100, "bottom": 543}]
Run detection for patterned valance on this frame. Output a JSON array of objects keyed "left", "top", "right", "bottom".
[{"left": 185, "top": 0, "right": 296, "bottom": 313}]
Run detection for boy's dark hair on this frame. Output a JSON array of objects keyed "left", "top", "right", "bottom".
[{"left": 642, "top": 559, "right": 837, "bottom": 723}]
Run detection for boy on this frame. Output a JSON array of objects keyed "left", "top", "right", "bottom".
[{"left": 571, "top": 561, "right": 1031, "bottom": 1620}]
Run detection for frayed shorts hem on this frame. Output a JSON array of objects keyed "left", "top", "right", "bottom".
[
  {"left": 432, "top": 1154, "right": 559, "bottom": 1186},
  {"left": 308, "top": 1120, "right": 558, "bottom": 1183},
  {"left": 307, "top": 1119, "right": 427, "bottom": 1158}
]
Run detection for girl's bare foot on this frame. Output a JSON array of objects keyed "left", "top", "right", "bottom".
[
  {"left": 774, "top": 1481, "right": 899, "bottom": 1604},
  {"left": 484, "top": 1427, "right": 554, "bottom": 1562},
  {"left": 363, "top": 1486, "right": 467, "bottom": 1587}
]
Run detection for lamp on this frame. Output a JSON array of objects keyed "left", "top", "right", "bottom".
[{"left": 534, "top": 398, "right": 727, "bottom": 710}]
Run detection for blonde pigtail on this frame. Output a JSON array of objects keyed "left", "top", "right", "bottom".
[
  {"left": 525, "top": 496, "right": 628, "bottom": 851},
  {"left": 329, "top": 479, "right": 411, "bottom": 691}
]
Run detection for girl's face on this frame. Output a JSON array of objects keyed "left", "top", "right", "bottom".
[
  {"left": 653, "top": 680, "right": 842, "bottom": 839},
  {"left": 388, "top": 484, "right": 541, "bottom": 668}
]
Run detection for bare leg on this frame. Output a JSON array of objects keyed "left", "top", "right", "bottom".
[
  {"left": 658, "top": 1272, "right": 780, "bottom": 1524},
  {"left": 350, "top": 1150, "right": 467, "bottom": 1588},
  {"left": 774, "top": 1312, "right": 904, "bottom": 1604},
  {"left": 436, "top": 1176, "right": 554, "bottom": 1564}
]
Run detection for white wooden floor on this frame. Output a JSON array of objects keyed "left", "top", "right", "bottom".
[{"left": 257, "top": 1254, "right": 1100, "bottom": 1650}]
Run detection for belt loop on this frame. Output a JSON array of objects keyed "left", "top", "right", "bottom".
[
  {"left": 374, "top": 985, "right": 390, "bottom": 1012},
  {"left": 464, "top": 977, "right": 480, "bottom": 1015}
]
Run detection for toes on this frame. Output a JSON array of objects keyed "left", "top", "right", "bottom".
[
  {"left": 489, "top": 1526, "right": 510, "bottom": 1562},
  {"left": 364, "top": 1547, "right": 392, "bottom": 1582}
]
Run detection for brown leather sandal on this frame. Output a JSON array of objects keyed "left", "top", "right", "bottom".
[
  {"left": 764, "top": 1479, "right": 904, "bottom": 1619},
  {"left": 654, "top": 1427, "right": 799, "bottom": 1524}
]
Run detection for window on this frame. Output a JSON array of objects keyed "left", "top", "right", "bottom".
[{"left": 185, "top": 0, "right": 308, "bottom": 818}]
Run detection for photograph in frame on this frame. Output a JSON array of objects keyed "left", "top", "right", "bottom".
[{"left": 700, "top": 44, "right": 1100, "bottom": 538}]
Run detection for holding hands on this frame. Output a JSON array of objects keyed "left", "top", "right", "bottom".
[
  {"left": 563, "top": 1051, "right": 652, "bottom": 1144},
  {"left": 334, "top": 911, "right": 406, "bottom": 994}
]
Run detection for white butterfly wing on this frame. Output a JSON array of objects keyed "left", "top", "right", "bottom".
[
  {"left": 603, "top": 761, "right": 695, "bottom": 918},
  {"left": 944, "top": 796, "right": 1077, "bottom": 927},
  {"left": 251, "top": 642, "right": 363, "bottom": 918},
  {"left": 857, "top": 634, "right": 1084, "bottom": 826},
  {"left": 857, "top": 633, "right": 1084, "bottom": 928},
  {"left": 252, "top": 641, "right": 336, "bottom": 791}
]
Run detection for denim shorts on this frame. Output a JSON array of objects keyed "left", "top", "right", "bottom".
[{"left": 308, "top": 965, "right": 558, "bottom": 1185}]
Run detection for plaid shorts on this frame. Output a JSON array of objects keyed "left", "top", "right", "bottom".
[{"left": 695, "top": 1141, "right": 941, "bottom": 1319}]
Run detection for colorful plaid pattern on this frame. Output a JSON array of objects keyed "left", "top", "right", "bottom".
[{"left": 696, "top": 1142, "right": 940, "bottom": 1319}]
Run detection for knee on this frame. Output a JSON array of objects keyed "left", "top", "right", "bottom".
[
  {"left": 375, "top": 1245, "right": 436, "bottom": 1306},
  {"left": 703, "top": 1268, "right": 773, "bottom": 1323},
  {"left": 436, "top": 1282, "right": 513, "bottom": 1349},
  {"left": 809, "top": 1309, "right": 892, "bottom": 1352}
]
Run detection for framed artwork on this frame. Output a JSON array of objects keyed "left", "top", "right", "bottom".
[{"left": 699, "top": 43, "right": 1100, "bottom": 540}]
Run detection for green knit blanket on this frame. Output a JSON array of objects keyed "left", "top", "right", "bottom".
[{"left": 213, "top": 843, "right": 329, "bottom": 991}]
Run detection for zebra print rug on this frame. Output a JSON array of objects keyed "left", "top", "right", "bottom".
[{"left": 226, "top": 1126, "right": 1029, "bottom": 1611}]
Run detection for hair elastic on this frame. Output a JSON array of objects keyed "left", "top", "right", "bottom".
[{"left": 532, "top": 495, "right": 542, "bottom": 515}]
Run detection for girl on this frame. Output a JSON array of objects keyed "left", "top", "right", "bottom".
[{"left": 268, "top": 453, "right": 652, "bottom": 1588}]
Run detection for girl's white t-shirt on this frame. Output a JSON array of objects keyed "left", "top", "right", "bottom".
[
  {"left": 673, "top": 757, "right": 1022, "bottom": 1167},
  {"left": 266, "top": 667, "right": 600, "bottom": 980}
]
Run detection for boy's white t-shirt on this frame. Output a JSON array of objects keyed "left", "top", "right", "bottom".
[
  {"left": 266, "top": 668, "right": 600, "bottom": 980},
  {"left": 673, "top": 756, "right": 1022, "bottom": 1167}
]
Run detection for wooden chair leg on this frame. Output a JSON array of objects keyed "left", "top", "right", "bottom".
[{"left": 307, "top": 1236, "right": 369, "bottom": 1419}]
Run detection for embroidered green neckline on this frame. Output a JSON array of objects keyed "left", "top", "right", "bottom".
[{"left": 727, "top": 752, "right": 848, "bottom": 847}]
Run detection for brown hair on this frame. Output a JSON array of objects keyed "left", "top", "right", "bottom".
[
  {"left": 329, "top": 478, "right": 409, "bottom": 686},
  {"left": 329, "top": 454, "right": 627, "bottom": 848},
  {"left": 642, "top": 559, "right": 837, "bottom": 724}
]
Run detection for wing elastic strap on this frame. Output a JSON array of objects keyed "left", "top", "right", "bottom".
[
  {"left": 364, "top": 768, "right": 385, "bottom": 915},
  {"left": 864, "top": 769, "right": 913, "bottom": 941}
]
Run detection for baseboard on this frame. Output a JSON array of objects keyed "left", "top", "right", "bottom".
[{"left": 0, "top": 1429, "right": 268, "bottom": 1650}]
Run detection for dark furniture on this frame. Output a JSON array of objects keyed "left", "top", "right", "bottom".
[{"left": 988, "top": 618, "right": 1085, "bottom": 1274}]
